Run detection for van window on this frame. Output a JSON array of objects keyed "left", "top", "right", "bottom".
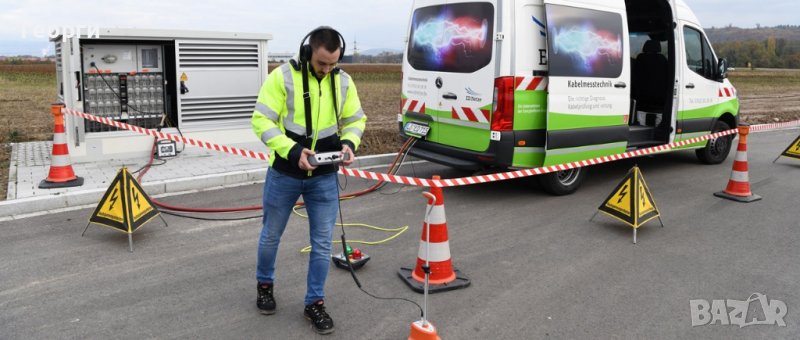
[
  {"left": 546, "top": 5, "right": 623, "bottom": 78},
  {"left": 406, "top": 2, "right": 494, "bottom": 73},
  {"left": 683, "top": 26, "right": 716, "bottom": 80},
  {"left": 630, "top": 33, "right": 666, "bottom": 59}
]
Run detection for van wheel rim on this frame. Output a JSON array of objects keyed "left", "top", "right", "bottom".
[
  {"left": 709, "top": 136, "right": 729, "bottom": 157},
  {"left": 556, "top": 168, "right": 580, "bottom": 186}
]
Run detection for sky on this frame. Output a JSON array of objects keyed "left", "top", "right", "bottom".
[{"left": 0, "top": 0, "right": 796, "bottom": 56}]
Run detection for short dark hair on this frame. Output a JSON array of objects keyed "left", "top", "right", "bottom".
[{"left": 309, "top": 28, "right": 341, "bottom": 54}]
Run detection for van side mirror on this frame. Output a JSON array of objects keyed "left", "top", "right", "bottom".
[{"left": 717, "top": 58, "right": 728, "bottom": 80}]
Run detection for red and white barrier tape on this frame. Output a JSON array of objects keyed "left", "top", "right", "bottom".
[
  {"left": 64, "top": 108, "right": 800, "bottom": 188},
  {"left": 749, "top": 120, "right": 800, "bottom": 132},
  {"left": 64, "top": 108, "right": 270, "bottom": 161}
]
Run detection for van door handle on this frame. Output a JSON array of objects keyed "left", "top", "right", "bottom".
[
  {"left": 686, "top": 83, "right": 695, "bottom": 89},
  {"left": 614, "top": 82, "right": 627, "bottom": 89},
  {"left": 442, "top": 93, "right": 457, "bottom": 100}
]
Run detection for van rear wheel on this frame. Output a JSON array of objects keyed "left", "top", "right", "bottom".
[
  {"left": 696, "top": 120, "right": 733, "bottom": 164},
  {"left": 538, "top": 167, "right": 587, "bottom": 195}
]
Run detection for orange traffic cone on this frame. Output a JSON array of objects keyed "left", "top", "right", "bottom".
[
  {"left": 398, "top": 175, "right": 470, "bottom": 293},
  {"left": 39, "top": 101, "right": 84, "bottom": 189},
  {"left": 408, "top": 320, "right": 441, "bottom": 340},
  {"left": 714, "top": 125, "right": 761, "bottom": 202}
]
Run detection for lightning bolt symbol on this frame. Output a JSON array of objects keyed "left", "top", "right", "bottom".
[
  {"left": 133, "top": 190, "right": 140, "bottom": 209},
  {"left": 108, "top": 188, "right": 119, "bottom": 211},
  {"left": 617, "top": 184, "right": 629, "bottom": 204}
]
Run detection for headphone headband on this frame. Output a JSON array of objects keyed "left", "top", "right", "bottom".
[{"left": 298, "top": 26, "right": 346, "bottom": 64}]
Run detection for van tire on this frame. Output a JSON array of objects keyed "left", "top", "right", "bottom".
[
  {"left": 696, "top": 120, "right": 733, "bottom": 164},
  {"left": 538, "top": 167, "right": 587, "bottom": 195}
]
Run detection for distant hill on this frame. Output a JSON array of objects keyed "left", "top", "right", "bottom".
[
  {"left": 706, "top": 25, "right": 800, "bottom": 44},
  {"left": 706, "top": 26, "right": 800, "bottom": 69}
]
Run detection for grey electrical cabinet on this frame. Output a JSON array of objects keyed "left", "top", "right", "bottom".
[{"left": 51, "top": 28, "right": 272, "bottom": 162}]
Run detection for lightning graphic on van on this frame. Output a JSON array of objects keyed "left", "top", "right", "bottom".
[
  {"left": 412, "top": 17, "right": 488, "bottom": 59},
  {"left": 552, "top": 26, "right": 621, "bottom": 72}
]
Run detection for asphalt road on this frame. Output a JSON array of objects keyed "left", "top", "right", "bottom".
[{"left": 2, "top": 129, "right": 799, "bottom": 339}]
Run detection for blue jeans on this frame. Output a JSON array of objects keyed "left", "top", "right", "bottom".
[{"left": 256, "top": 168, "right": 338, "bottom": 306}]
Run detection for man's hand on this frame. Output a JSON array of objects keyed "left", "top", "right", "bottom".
[
  {"left": 299, "top": 148, "right": 317, "bottom": 171},
  {"left": 341, "top": 144, "right": 355, "bottom": 167}
]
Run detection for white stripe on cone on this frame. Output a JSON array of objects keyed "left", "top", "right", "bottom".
[
  {"left": 735, "top": 151, "right": 748, "bottom": 162},
  {"left": 731, "top": 170, "right": 749, "bottom": 182},
  {"left": 53, "top": 133, "right": 66, "bottom": 144},
  {"left": 417, "top": 240, "right": 452, "bottom": 263},
  {"left": 51, "top": 154, "right": 72, "bottom": 167},
  {"left": 425, "top": 205, "right": 446, "bottom": 225}
]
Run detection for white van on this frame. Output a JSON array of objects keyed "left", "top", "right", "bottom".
[{"left": 399, "top": 0, "right": 739, "bottom": 194}]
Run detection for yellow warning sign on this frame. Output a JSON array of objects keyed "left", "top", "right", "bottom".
[
  {"left": 87, "top": 168, "right": 160, "bottom": 234},
  {"left": 597, "top": 166, "right": 661, "bottom": 229},
  {"left": 95, "top": 178, "right": 125, "bottom": 225},
  {"left": 180, "top": 72, "right": 188, "bottom": 82},
  {"left": 780, "top": 135, "right": 800, "bottom": 159},
  {"left": 126, "top": 173, "right": 159, "bottom": 232},
  {"left": 638, "top": 180, "right": 655, "bottom": 216},
  {"left": 605, "top": 178, "right": 632, "bottom": 217}
]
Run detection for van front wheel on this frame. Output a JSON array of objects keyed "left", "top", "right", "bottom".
[
  {"left": 538, "top": 167, "right": 587, "bottom": 195},
  {"left": 696, "top": 120, "right": 733, "bottom": 164}
]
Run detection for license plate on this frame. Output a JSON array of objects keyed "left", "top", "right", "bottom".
[{"left": 404, "top": 121, "right": 430, "bottom": 138}]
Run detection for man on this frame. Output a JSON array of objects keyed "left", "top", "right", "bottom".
[{"left": 251, "top": 27, "right": 366, "bottom": 335}]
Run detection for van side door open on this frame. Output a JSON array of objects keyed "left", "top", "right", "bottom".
[{"left": 543, "top": 0, "right": 631, "bottom": 166}]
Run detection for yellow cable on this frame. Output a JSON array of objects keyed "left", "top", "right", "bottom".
[{"left": 292, "top": 204, "right": 409, "bottom": 253}]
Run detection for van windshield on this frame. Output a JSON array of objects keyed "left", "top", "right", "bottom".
[{"left": 406, "top": 2, "right": 494, "bottom": 73}]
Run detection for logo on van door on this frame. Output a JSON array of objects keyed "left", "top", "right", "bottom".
[
  {"left": 465, "top": 87, "right": 482, "bottom": 102},
  {"left": 435, "top": 77, "right": 443, "bottom": 89}
]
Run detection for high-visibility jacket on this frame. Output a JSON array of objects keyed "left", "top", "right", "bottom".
[{"left": 252, "top": 62, "right": 367, "bottom": 178}]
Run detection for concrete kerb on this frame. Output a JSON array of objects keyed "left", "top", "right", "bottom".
[{"left": 0, "top": 153, "right": 408, "bottom": 221}]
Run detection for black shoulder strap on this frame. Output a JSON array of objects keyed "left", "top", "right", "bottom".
[
  {"left": 331, "top": 69, "right": 340, "bottom": 130},
  {"left": 301, "top": 60, "right": 313, "bottom": 141}
]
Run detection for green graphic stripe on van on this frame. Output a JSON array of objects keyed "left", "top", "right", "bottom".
[
  {"left": 547, "top": 112, "right": 626, "bottom": 130},
  {"left": 514, "top": 91, "right": 547, "bottom": 130},
  {"left": 543, "top": 142, "right": 627, "bottom": 166},
  {"left": 422, "top": 108, "right": 450, "bottom": 119},
  {"left": 679, "top": 99, "right": 739, "bottom": 120},
  {"left": 672, "top": 132, "right": 712, "bottom": 149},
  {"left": 512, "top": 147, "right": 545, "bottom": 168},
  {"left": 418, "top": 107, "right": 493, "bottom": 129},
  {"left": 433, "top": 122, "right": 490, "bottom": 151}
]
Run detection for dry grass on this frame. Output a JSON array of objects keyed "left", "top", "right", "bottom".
[
  {"left": 2, "top": 62, "right": 799, "bottom": 201},
  {"left": 728, "top": 68, "right": 800, "bottom": 124},
  {"left": 0, "top": 63, "right": 57, "bottom": 199}
]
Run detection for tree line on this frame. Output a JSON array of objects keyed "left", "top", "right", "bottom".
[
  {"left": 713, "top": 38, "right": 800, "bottom": 69},
  {"left": 707, "top": 26, "right": 800, "bottom": 69}
]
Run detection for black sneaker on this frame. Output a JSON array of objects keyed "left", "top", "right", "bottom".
[
  {"left": 304, "top": 300, "right": 334, "bottom": 334},
  {"left": 256, "top": 283, "right": 276, "bottom": 315}
]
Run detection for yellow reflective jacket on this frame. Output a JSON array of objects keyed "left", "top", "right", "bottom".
[{"left": 252, "top": 63, "right": 366, "bottom": 178}]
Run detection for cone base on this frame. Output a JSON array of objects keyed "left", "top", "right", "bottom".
[
  {"left": 408, "top": 320, "right": 441, "bottom": 340},
  {"left": 714, "top": 190, "right": 762, "bottom": 203},
  {"left": 398, "top": 267, "right": 470, "bottom": 294},
  {"left": 39, "top": 176, "right": 84, "bottom": 189}
]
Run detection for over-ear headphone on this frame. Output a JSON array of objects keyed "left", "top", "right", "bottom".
[{"left": 298, "top": 26, "right": 346, "bottom": 64}]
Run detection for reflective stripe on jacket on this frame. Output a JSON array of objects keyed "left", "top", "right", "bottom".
[{"left": 252, "top": 62, "right": 367, "bottom": 178}]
